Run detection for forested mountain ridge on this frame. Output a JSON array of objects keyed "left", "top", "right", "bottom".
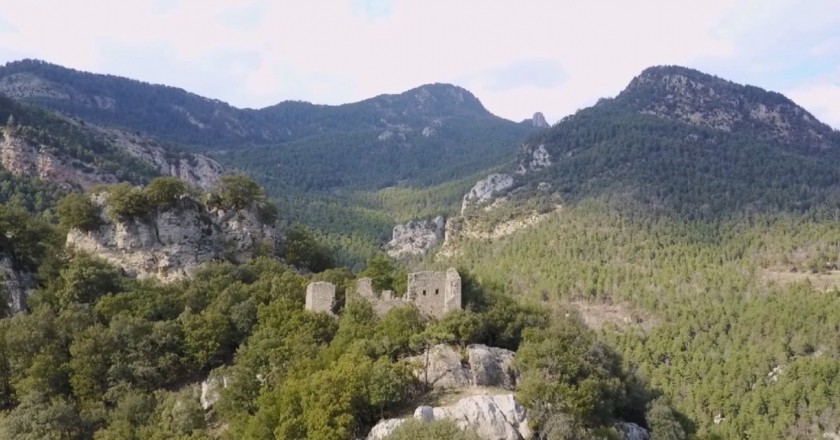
[
  {"left": 0, "top": 59, "right": 531, "bottom": 148},
  {"left": 437, "top": 66, "right": 840, "bottom": 438},
  {"left": 0, "top": 59, "right": 535, "bottom": 195},
  {"left": 505, "top": 65, "right": 840, "bottom": 221}
]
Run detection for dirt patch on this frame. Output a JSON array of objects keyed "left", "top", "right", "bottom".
[
  {"left": 760, "top": 268, "right": 840, "bottom": 291},
  {"left": 570, "top": 300, "right": 656, "bottom": 333}
]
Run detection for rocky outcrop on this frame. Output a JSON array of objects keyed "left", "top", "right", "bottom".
[
  {"left": 367, "top": 393, "right": 531, "bottom": 440},
  {"left": 367, "top": 418, "right": 406, "bottom": 440},
  {"left": 408, "top": 344, "right": 518, "bottom": 390},
  {"left": 66, "top": 193, "right": 279, "bottom": 282},
  {"left": 615, "top": 423, "right": 650, "bottom": 440},
  {"left": 1, "top": 120, "right": 222, "bottom": 191},
  {"left": 531, "top": 112, "right": 549, "bottom": 128},
  {"left": 82, "top": 124, "right": 223, "bottom": 189},
  {"left": 383, "top": 216, "right": 445, "bottom": 259},
  {"left": 516, "top": 143, "right": 552, "bottom": 174},
  {"left": 200, "top": 374, "right": 227, "bottom": 410},
  {"left": 0, "top": 255, "right": 35, "bottom": 314},
  {"left": 462, "top": 174, "right": 514, "bottom": 213},
  {"left": 623, "top": 65, "right": 836, "bottom": 149},
  {"left": 1, "top": 129, "right": 117, "bottom": 190}
]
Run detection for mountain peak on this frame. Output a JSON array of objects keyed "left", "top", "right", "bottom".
[
  {"left": 617, "top": 65, "right": 837, "bottom": 148},
  {"left": 364, "top": 82, "right": 489, "bottom": 118}
]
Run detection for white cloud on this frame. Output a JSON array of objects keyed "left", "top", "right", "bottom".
[
  {"left": 0, "top": 0, "right": 838, "bottom": 126},
  {"left": 787, "top": 72, "right": 840, "bottom": 130}
]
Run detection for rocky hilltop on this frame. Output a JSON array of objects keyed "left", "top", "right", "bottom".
[
  {"left": 618, "top": 65, "right": 837, "bottom": 149},
  {"left": 66, "top": 189, "right": 279, "bottom": 282}
]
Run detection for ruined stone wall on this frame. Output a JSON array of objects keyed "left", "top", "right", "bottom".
[
  {"left": 305, "top": 281, "right": 336, "bottom": 315},
  {"left": 444, "top": 268, "right": 462, "bottom": 313},
  {"left": 354, "top": 277, "right": 404, "bottom": 315},
  {"left": 350, "top": 268, "right": 461, "bottom": 318}
]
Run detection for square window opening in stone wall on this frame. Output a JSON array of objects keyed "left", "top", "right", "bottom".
[
  {"left": 435, "top": 289, "right": 439, "bottom": 295},
  {"left": 422, "top": 290, "right": 426, "bottom": 296}
]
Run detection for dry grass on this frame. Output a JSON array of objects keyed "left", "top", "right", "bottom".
[
  {"left": 569, "top": 299, "right": 656, "bottom": 333},
  {"left": 760, "top": 268, "right": 840, "bottom": 291}
]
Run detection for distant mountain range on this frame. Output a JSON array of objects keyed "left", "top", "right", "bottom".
[{"left": 0, "top": 59, "right": 539, "bottom": 195}]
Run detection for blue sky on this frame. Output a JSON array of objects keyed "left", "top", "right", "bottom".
[{"left": 0, "top": 0, "right": 839, "bottom": 128}]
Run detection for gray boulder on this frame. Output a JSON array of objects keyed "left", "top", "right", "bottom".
[
  {"left": 408, "top": 344, "right": 518, "bottom": 390},
  {"left": 383, "top": 216, "right": 445, "bottom": 259},
  {"left": 615, "top": 422, "right": 650, "bottom": 440},
  {"left": 367, "top": 393, "right": 531, "bottom": 440}
]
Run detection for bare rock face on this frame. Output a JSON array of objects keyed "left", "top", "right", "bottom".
[
  {"left": 66, "top": 193, "right": 279, "bottom": 283},
  {"left": 462, "top": 174, "right": 514, "bottom": 213},
  {"left": 1, "top": 129, "right": 118, "bottom": 190},
  {"left": 0, "top": 255, "right": 35, "bottom": 314},
  {"left": 615, "top": 422, "right": 650, "bottom": 440},
  {"left": 383, "top": 215, "right": 445, "bottom": 259},
  {"left": 1, "top": 121, "right": 222, "bottom": 191},
  {"left": 200, "top": 374, "right": 228, "bottom": 410},
  {"left": 408, "top": 344, "right": 518, "bottom": 390},
  {"left": 624, "top": 66, "right": 835, "bottom": 149},
  {"left": 86, "top": 125, "right": 223, "bottom": 189},
  {"left": 367, "top": 394, "right": 531, "bottom": 440},
  {"left": 515, "top": 143, "right": 552, "bottom": 175},
  {"left": 531, "top": 112, "right": 549, "bottom": 128},
  {"left": 366, "top": 418, "right": 406, "bottom": 440}
]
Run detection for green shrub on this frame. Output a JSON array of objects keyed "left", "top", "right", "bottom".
[
  {"left": 56, "top": 192, "right": 100, "bottom": 231},
  {"left": 144, "top": 176, "right": 188, "bottom": 209},
  {"left": 106, "top": 183, "right": 152, "bottom": 221}
]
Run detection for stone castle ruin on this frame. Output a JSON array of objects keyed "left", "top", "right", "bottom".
[
  {"left": 305, "top": 268, "right": 461, "bottom": 319},
  {"left": 305, "top": 281, "right": 337, "bottom": 316}
]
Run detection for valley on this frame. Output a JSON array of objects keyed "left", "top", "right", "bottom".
[{"left": 0, "top": 59, "right": 839, "bottom": 440}]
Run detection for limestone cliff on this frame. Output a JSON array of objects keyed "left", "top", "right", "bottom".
[
  {"left": 66, "top": 192, "right": 279, "bottom": 282},
  {"left": 0, "top": 255, "right": 35, "bottom": 314},
  {"left": 1, "top": 120, "right": 222, "bottom": 191},
  {"left": 407, "top": 344, "right": 518, "bottom": 390},
  {"left": 1, "top": 128, "right": 118, "bottom": 190},
  {"left": 383, "top": 215, "right": 445, "bottom": 259},
  {"left": 83, "top": 124, "right": 223, "bottom": 189}
]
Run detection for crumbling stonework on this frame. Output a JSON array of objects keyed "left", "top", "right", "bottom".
[
  {"left": 355, "top": 268, "right": 461, "bottom": 318},
  {"left": 305, "top": 269, "right": 462, "bottom": 319},
  {"left": 405, "top": 269, "right": 462, "bottom": 317},
  {"left": 305, "top": 281, "right": 336, "bottom": 315}
]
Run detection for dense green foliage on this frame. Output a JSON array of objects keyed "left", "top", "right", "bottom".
[
  {"left": 450, "top": 201, "right": 840, "bottom": 438},
  {"left": 0, "top": 212, "right": 659, "bottom": 439},
  {"left": 56, "top": 193, "right": 100, "bottom": 232}
]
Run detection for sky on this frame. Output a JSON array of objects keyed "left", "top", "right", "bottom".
[{"left": 0, "top": 0, "right": 839, "bottom": 128}]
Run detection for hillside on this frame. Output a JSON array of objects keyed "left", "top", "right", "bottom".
[
  {"left": 437, "top": 66, "right": 840, "bottom": 438},
  {"left": 491, "top": 65, "right": 840, "bottom": 221},
  {"left": 0, "top": 60, "right": 543, "bottom": 266},
  {"left": 0, "top": 60, "right": 535, "bottom": 194}
]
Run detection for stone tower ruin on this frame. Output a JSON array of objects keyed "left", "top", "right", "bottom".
[
  {"left": 303, "top": 268, "right": 462, "bottom": 319},
  {"left": 305, "top": 281, "right": 336, "bottom": 315}
]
